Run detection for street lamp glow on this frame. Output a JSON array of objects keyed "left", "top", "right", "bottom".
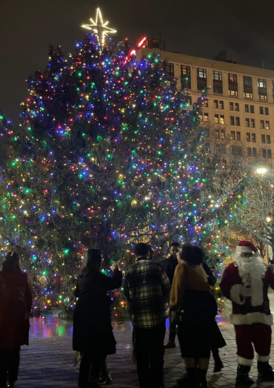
[
  {"left": 256, "top": 167, "right": 268, "bottom": 175},
  {"left": 266, "top": 216, "right": 272, "bottom": 223}
]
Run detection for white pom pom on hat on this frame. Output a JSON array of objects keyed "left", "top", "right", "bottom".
[{"left": 235, "top": 240, "right": 257, "bottom": 254}]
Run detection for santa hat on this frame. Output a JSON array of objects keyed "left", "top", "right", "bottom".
[{"left": 235, "top": 240, "right": 257, "bottom": 254}]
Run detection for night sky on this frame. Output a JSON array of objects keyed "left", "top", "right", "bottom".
[{"left": 1, "top": 0, "right": 274, "bottom": 123}]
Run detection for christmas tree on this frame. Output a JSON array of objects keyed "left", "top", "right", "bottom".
[{"left": 0, "top": 19, "right": 233, "bottom": 315}]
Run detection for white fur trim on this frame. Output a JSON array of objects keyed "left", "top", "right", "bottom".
[
  {"left": 238, "top": 356, "right": 253, "bottom": 366},
  {"left": 236, "top": 246, "right": 255, "bottom": 254},
  {"left": 257, "top": 355, "right": 270, "bottom": 362},
  {"left": 230, "top": 284, "right": 245, "bottom": 305},
  {"left": 230, "top": 313, "right": 273, "bottom": 326}
]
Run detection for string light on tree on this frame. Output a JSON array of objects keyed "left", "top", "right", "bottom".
[{"left": 81, "top": 8, "right": 117, "bottom": 51}]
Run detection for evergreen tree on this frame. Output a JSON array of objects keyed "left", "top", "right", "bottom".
[{"left": 0, "top": 33, "right": 232, "bottom": 315}]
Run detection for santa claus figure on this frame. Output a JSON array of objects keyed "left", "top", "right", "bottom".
[{"left": 220, "top": 240, "right": 274, "bottom": 386}]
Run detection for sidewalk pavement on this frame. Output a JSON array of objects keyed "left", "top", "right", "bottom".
[{"left": 15, "top": 293, "right": 274, "bottom": 388}]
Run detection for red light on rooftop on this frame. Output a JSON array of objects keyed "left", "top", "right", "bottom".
[{"left": 137, "top": 37, "right": 147, "bottom": 48}]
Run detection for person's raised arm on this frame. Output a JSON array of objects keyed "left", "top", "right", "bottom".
[{"left": 102, "top": 268, "right": 123, "bottom": 291}]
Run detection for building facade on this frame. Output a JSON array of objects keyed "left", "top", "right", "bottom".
[{"left": 138, "top": 45, "right": 274, "bottom": 165}]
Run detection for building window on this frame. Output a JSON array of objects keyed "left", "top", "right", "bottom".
[
  {"left": 220, "top": 115, "right": 225, "bottom": 125},
  {"left": 181, "top": 65, "right": 191, "bottom": 89},
  {"left": 203, "top": 113, "right": 208, "bottom": 122},
  {"left": 203, "top": 99, "right": 208, "bottom": 107},
  {"left": 236, "top": 131, "right": 241, "bottom": 141},
  {"left": 243, "top": 76, "right": 253, "bottom": 98},
  {"left": 219, "top": 101, "right": 224, "bottom": 109},
  {"left": 250, "top": 105, "right": 254, "bottom": 113},
  {"left": 267, "top": 135, "right": 271, "bottom": 144},
  {"left": 236, "top": 117, "right": 240, "bottom": 126},
  {"left": 228, "top": 73, "right": 238, "bottom": 96},
  {"left": 251, "top": 119, "right": 255, "bottom": 128},
  {"left": 246, "top": 132, "right": 250, "bottom": 142},
  {"left": 265, "top": 107, "right": 269, "bottom": 115},
  {"left": 232, "top": 146, "right": 242, "bottom": 155},
  {"left": 251, "top": 133, "right": 256, "bottom": 142},
  {"left": 231, "top": 131, "right": 235, "bottom": 140},
  {"left": 230, "top": 116, "right": 235, "bottom": 125},
  {"left": 214, "top": 100, "right": 218, "bottom": 109},
  {"left": 247, "top": 147, "right": 251, "bottom": 156},
  {"left": 245, "top": 118, "right": 250, "bottom": 127},
  {"left": 214, "top": 114, "right": 219, "bottom": 124},
  {"left": 164, "top": 62, "right": 174, "bottom": 76},
  {"left": 215, "top": 129, "right": 220, "bottom": 138},
  {"left": 260, "top": 120, "right": 265, "bottom": 129},
  {"left": 245, "top": 104, "right": 249, "bottom": 113},
  {"left": 262, "top": 134, "right": 266, "bottom": 144},
  {"left": 262, "top": 149, "right": 267, "bottom": 158},
  {"left": 230, "top": 102, "right": 234, "bottom": 111},
  {"left": 272, "top": 81, "right": 274, "bottom": 99},
  {"left": 266, "top": 120, "right": 270, "bottom": 130},
  {"left": 253, "top": 148, "right": 257, "bottom": 157},
  {"left": 260, "top": 106, "right": 264, "bottom": 115},
  {"left": 220, "top": 129, "right": 225, "bottom": 139},
  {"left": 268, "top": 149, "right": 272, "bottom": 158},
  {"left": 258, "top": 78, "right": 267, "bottom": 100},
  {"left": 213, "top": 70, "right": 223, "bottom": 94},
  {"left": 235, "top": 103, "right": 239, "bottom": 111},
  {"left": 197, "top": 68, "right": 207, "bottom": 90}
]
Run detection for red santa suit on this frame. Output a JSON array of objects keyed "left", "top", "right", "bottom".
[{"left": 220, "top": 241, "right": 274, "bottom": 367}]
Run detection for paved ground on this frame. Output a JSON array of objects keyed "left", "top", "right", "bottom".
[{"left": 14, "top": 293, "right": 274, "bottom": 388}]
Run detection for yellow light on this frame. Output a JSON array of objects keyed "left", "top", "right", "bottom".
[{"left": 81, "top": 8, "right": 117, "bottom": 52}]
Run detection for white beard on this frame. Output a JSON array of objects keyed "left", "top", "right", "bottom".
[{"left": 234, "top": 253, "right": 266, "bottom": 306}]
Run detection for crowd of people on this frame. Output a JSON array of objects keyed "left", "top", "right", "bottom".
[{"left": 1, "top": 240, "right": 274, "bottom": 388}]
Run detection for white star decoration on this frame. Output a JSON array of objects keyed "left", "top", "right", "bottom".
[{"left": 82, "top": 8, "right": 117, "bottom": 51}]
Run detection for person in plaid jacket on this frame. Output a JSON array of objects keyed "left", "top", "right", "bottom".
[{"left": 124, "top": 243, "right": 170, "bottom": 388}]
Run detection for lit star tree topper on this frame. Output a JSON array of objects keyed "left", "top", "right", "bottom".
[{"left": 81, "top": 8, "right": 117, "bottom": 51}]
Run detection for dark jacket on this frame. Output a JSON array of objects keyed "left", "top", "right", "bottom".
[
  {"left": 0, "top": 270, "right": 32, "bottom": 350},
  {"left": 73, "top": 267, "right": 122, "bottom": 353},
  {"left": 162, "top": 256, "right": 178, "bottom": 284},
  {"left": 202, "top": 262, "right": 216, "bottom": 286}
]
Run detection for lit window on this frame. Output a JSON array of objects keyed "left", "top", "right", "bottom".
[
  {"left": 214, "top": 114, "right": 219, "bottom": 124},
  {"left": 220, "top": 115, "right": 225, "bottom": 125},
  {"left": 266, "top": 121, "right": 270, "bottom": 130}
]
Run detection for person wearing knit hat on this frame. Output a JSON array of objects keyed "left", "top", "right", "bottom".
[{"left": 220, "top": 241, "right": 274, "bottom": 386}]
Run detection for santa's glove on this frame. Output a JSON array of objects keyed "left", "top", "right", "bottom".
[{"left": 240, "top": 285, "right": 252, "bottom": 298}]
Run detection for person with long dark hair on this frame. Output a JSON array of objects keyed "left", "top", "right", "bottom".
[
  {"left": 0, "top": 251, "right": 32, "bottom": 388},
  {"left": 169, "top": 244, "right": 217, "bottom": 388},
  {"left": 73, "top": 249, "right": 122, "bottom": 388}
]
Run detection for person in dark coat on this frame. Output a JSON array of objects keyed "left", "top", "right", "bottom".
[
  {"left": 162, "top": 242, "right": 181, "bottom": 348},
  {"left": 0, "top": 251, "right": 33, "bottom": 388},
  {"left": 202, "top": 260, "right": 226, "bottom": 373},
  {"left": 73, "top": 249, "right": 122, "bottom": 388}
]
